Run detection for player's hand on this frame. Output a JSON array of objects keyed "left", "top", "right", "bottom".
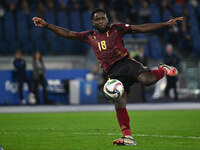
[
  {"left": 32, "top": 17, "right": 48, "bottom": 27},
  {"left": 166, "top": 17, "right": 184, "bottom": 26}
]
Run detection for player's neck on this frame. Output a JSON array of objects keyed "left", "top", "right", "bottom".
[{"left": 96, "top": 26, "right": 108, "bottom": 33}]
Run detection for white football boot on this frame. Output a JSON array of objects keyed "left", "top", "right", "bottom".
[
  {"left": 113, "top": 135, "right": 137, "bottom": 146},
  {"left": 158, "top": 63, "right": 178, "bottom": 76}
]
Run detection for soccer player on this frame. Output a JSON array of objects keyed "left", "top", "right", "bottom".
[{"left": 33, "top": 8, "right": 183, "bottom": 146}]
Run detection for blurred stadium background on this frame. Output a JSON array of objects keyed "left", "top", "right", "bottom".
[
  {"left": 0, "top": 0, "right": 200, "bottom": 104},
  {"left": 0, "top": 1, "right": 200, "bottom": 150}
]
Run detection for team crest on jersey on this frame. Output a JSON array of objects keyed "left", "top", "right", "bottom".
[
  {"left": 106, "top": 31, "right": 110, "bottom": 37},
  {"left": 125, "top": 24, "right": 130, "bottom": 27}
]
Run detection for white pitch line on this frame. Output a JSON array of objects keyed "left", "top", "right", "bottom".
[
  {"left": 2, "top": 131, "right": 200, "bottom": 140},
  {"left": 73, "top": 132, "right": 200, "bottom": 140}
]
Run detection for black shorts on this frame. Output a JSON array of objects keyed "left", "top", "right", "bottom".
[{"left": 108, "top": 56, "right": 150, "bottom": 93}]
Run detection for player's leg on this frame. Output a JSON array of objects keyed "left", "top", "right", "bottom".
[
  {"left": 165, "top": 76, "right": 170, "bottom": 99},
  {"left": 126, "top": 58, "right": 169, "bottom": 86},
  {"left": 25, "top": 75, "right": 33, "bottom": 93},
  {"left": 39, "top": 75, "right": 48, "bottom": 104},
  {"left": 18, "top": 80, "right": 26, "bottom": 104},
  {"left": 34, "top": 79, "right": 40, "bottom": 104},
  {"left": 137, "top": 71, "right": 158, "bottom": 86},
  {"left": 115, "top": 92, "right": 131, "bottom": 137},
  {"left": 173, "top": 77, "right": 178, "bottom": 100},
  {"left": 168, "top": 76, "right": 178, "bottom": 100},
  {"left": 114, "top": 92, "right": 137, "bottom": 146},
  {"left": 24, "top": 75, "right": 35, "bottom": 103},
  {"left": 137, "top": 63, "right": 178, "bottom": 86},
  {"left": 108, "top": 58, "right": 139, "bottom": 145}
]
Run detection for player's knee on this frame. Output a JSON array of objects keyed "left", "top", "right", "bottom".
[
  {"left": 138, "top": 73, "right": 157, "bottom": 86},
  {"left": 115, "top": 100, "right": 125, "bottom": 109},
  {"left": 140, "top": 77, "right": 156, "bottom": 86}
]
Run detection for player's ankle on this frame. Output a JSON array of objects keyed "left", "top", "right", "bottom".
[
  {"left": 159, "top": 67, "right": 168, "bottom": 75},
  {"left": 125, "top": 135, "right": 133, "bottom": 139},
  {"left": 122, "top": 129, "right": 132, "bottom": 137}
]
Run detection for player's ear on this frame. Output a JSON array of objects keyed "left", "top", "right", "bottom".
[{"left": 92, "top": 20, "right": 95, "bottom": 26}]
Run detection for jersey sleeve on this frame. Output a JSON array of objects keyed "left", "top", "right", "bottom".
[
  {"left": 75, "top": 32, "right": 86, "bottom": 42},
  {"left": 75, "top": 31, "right": 92, "bottom": 43},
  {"left": 112, "top": 23, "right": 132, "bottom": 35}
]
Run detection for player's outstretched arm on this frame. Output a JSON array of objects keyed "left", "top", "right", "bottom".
[
  {"left": 131, "top": 17, "right": 183, "bottom": 34},
  {"left": 32, "top": 17, "right": 78, "bottom": 40}
]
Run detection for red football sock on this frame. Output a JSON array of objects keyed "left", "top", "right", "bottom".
[
  {"left": 151, "top": 68, "right": 166, "bottom": 81},
  {"left": 116, "top": 108, "right": 132, "bottom": 136}
]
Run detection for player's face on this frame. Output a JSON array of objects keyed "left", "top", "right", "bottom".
[
  {"left": 166, "top": 45, "right": 173, "bottom": 54},
  {"left": 16, "top": 52, "right": 22, "bottom": 59},
  {"left": 92, "top": 12, "right": 108, "bottom": 32},
  {"left": 35, "top": 52, "right": 41, "bottom": 60}
]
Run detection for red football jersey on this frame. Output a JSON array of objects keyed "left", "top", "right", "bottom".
[{"left": 76, "top": 23, "right": 132, "bottom": 74}]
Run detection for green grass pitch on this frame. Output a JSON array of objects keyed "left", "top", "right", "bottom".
[{"left": 0, "top": 110, "right": 200, "bottom": 150}]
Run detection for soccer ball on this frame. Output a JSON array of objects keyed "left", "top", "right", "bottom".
[{"left": 103, "top": 79, "right": 124, "bottom": 100}]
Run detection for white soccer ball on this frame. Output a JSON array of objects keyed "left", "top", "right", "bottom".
[{"left": 103, "top": 79, "right": 124, "bottom": 100}]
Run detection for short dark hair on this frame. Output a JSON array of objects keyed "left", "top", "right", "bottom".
[
  {"left": 33, "top": 51, "right": 43, "bottom": 63},
  {"left": 91, "top": 8, "right": 106, "bottom": 20}
]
